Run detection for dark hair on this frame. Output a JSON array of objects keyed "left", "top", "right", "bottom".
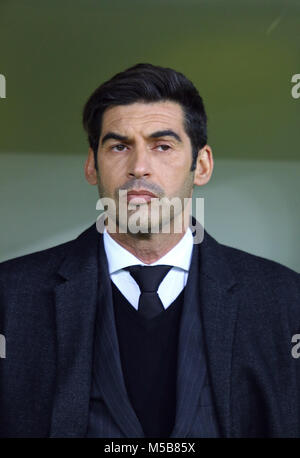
[{"left": 82, "top": 63, "right": 207, "bottom": 171}]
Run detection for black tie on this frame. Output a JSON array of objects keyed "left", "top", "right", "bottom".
[{"left": 125, "top": 265, "right": 172, "bottom": 319}]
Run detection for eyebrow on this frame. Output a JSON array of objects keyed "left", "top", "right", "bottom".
[
  {"left": 149, "top": 130, "right": 182, "bottom": 142},
  {"left": 100, "top": 129, "right": 182, "bottom": 146},
  {"left": 101, "top": 133, "right": 128, "bottom": 146}
]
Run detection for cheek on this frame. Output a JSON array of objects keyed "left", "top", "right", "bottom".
[
  {"left": 171, "top": 171, "right": 194, "bottom": 197},
  {"left": 167, "top": 161, "right": 191, "bottom": 182},
  {"left": 99, "top": 167, "right": 127, "bottom": 200},
  {"left": 99, "top": 155, "right": 125, "bottom": 178},
  {"left": 97, "top": 166, "right": 114, "bottom": 192}
]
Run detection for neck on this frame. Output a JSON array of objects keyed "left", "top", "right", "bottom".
[
  {"left": 107, "top": 229, "right": 187, "bottom": 264},
  {"left": 106, "top": 208, "right": 190, "bottom": 264}
]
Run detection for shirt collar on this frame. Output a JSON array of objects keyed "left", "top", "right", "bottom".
[{"left": 103, "top": 226, "right": 194, "bottom": 274}]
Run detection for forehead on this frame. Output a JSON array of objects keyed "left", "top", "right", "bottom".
[{"left": 101, "top": 101, "right": 186, "bottom": 134}]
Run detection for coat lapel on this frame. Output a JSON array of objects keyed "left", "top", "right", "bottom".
[
  {"left": 91, "top": 234, "right": 145, "bottom": 437},
  {"left": 172, "top": 218, "right": 239, "bottom": 438},
  {"left": 198, "top": 230, "right": 239, "bottom": 438},
  {"left": 170, "top": 240, "right": 207, "bottom": 437},
  {"left": 49, "top": 223, "right": 100, "bottom": 437},
  {"left": 49, "top": 221, "right": 143, "bottom": 437}
]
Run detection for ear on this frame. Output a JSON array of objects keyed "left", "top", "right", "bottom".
[
  {"left": 193, "top": 145, "right": 214, "bottom": 186},
  {"left": 84, "top": 148, "right": 98, "bottom": 185}
]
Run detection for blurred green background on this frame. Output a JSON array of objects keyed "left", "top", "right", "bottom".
[{"left": 0, "top": 0, "right": 299, "bottom": 271}]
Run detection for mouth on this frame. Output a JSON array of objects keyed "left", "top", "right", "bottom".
[{"left": 126, "top": 189, "right": 158, "bottom": 204}]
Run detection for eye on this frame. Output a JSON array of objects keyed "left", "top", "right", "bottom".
[
  {"left": 111, "top": 144, "right": 128, "bottom": 152},
  {"left": 156, "top": 144, "right": 171, "bottom": 152}
]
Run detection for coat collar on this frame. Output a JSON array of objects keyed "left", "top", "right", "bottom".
[{"left": 49, "top": 222, "right": 101, "bottom": 437}]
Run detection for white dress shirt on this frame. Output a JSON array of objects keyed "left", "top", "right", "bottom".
[{"left": 103, "top": 227, "right": 194, "bottom": 310}]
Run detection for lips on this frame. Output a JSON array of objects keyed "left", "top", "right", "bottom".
[
  {"left": 127, "top": 190, "right": 157, "bottom": 197},
  {"left": 127, "top": 189, "right": 157, "bottom": 203}
]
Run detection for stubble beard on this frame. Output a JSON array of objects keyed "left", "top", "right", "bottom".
[{"left": 96, "top": 171, "right": 194, "bottom": 237}]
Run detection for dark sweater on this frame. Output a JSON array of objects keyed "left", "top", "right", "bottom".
[{"left": 112, "top": 282, "right": 185, "bottom": 437}]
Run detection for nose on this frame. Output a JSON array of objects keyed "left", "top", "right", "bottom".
[{"left": 127, "top": 142, "right": 151, "bottom": 179}]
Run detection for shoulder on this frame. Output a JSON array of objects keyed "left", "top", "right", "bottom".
[
  {"left": 202, "top": 230, "right": 299, "bottom": 284},
  {"left": 0, "top": 223, "right": 98, "bottom": 284},
  {"left": 201, "top": 230, "right": 300, "bottom": 317},
  {"left": 219, "top": 240, "right": 299, "bottom": 285},
  {"left": 214, "top": 238, "right": 300, "bottom": 318},
  {"left": 0, "top": 238, "right": 75, "bottom": 287}
]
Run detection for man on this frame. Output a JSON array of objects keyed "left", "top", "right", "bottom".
[{"left": 0, "top": 63, "right": 299, "bottom": 438}]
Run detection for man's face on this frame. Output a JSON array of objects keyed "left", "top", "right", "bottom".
[{"left": 87, "top": 101, "right": 205, "bottom": 234}]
